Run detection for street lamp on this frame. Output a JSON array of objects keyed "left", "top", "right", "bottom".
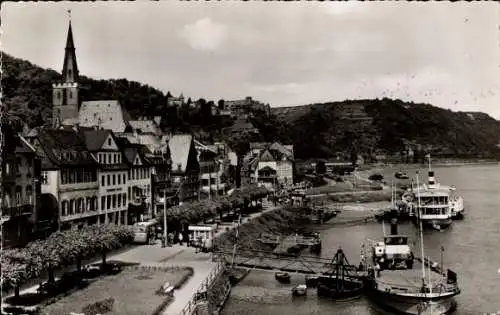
[{"left": 162, "top": 186, "right": 168, "bottom": 247}]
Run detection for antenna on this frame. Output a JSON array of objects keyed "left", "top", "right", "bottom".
[{"left": 416, "top": 171, "right": 426, "bottom": 284}]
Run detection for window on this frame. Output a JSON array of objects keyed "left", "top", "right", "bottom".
[
  {"left": 112, "top": 195, "right": 116, "bottom": 208},
  {"left": 16, "top": 157, "right": 21, "bottom": 176},
  {"left": 114, "top": 154, "right": 117, "bottom": 164},
  {"left": 69, "top": 91, "right": 73, "bottom": 99},
  {"left": 15, "top": 186, "right": 22, "bottom": 204},
  {"left": 103, "top": 154, "right": 107, "bottom": 164},
  {"left": 113, "top": 175, "right": 116, "bottom": 185},
  {"left": 123, "top": 193, "right": 127, "bottom": 204},
  {"left": 101, "top": 175, "right": 105, "bottom": 186},
  {"left": 108, "top": 138, "right": 112, "bottom": 146},
  {"left": 107, "top": 196, "right": 111, "bottom": 210},
  {"left": 118, "top": 174, "right": 121, "bottom": 185},
  {"left": 101, "top": 197, "right": 105, "bottom": 211},
  {"left": 62, "top": 200, "right": 68, "bottom": 216},
  {"left": 26, "top": 186, "right": 33, "bottom": 204},
  {"left": 107, "top": 175, "right": 110, "bottom": 186},
  {"left": 69, "top": 200, "right": 75, "bottom": 215},
  {"left": 41, "top": 171, "right": 49, "bottom": 185},
  {"left": 123, "top": 174, "right": 126, "bottom": 184},
  {"left": 118, "top": 195, "right": 121, "bottom": 208},
  {"left": 128, "top": 187, "right": 131, "bottom": 200}
]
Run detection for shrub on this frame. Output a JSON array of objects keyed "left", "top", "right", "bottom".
[{"left": 81, "top": 297, "right": 115, "bottom": 315}]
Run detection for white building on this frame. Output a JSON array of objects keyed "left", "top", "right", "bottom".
[{"left": 81, "top": 128, "right": 129, "bottom": 225}]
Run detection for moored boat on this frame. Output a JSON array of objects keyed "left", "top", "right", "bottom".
[
  {"left": 292, "top": 284, "right": 307, "bottom": 296},
  {"left": 275, "top": 272, "right": 291, "bottom": 283},
  {"left": 365, "top": 192, "right": 461, "bottom": 314},
  {"left": 316, "top": 248, "right": 364, "bottom": 299},
  {"left": 402, "top": 155, "right": 464, "bottom": 228}
]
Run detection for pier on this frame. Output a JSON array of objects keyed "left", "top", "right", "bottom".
[
  {"left": 257, "top": 233, "right": 322, "bottom": 256},
  {"left": 213, "top": 249, "right": 365, "bottom": 278}
]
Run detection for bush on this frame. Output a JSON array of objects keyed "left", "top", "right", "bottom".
[{"left": 81, "top": 297, "right": 115, "bottom": 315}]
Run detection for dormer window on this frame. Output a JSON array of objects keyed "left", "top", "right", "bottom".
[{"left": 108, "top": 138, "right": 112, "bottom": 146}]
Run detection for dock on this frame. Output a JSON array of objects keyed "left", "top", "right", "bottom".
[
  {"left": 213, "top": 249, "right": 364, "bottom": 278},
  {"left": 257, "top": 233, "right": 322, "bottom": 256}
]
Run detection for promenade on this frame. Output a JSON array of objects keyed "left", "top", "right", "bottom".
[{"left": 3, "top": 199, "right": 278, "bottom": 315}]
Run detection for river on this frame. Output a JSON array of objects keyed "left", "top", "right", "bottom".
[{"left": 221, "top": 164, "right": 500, "bottom": 315}]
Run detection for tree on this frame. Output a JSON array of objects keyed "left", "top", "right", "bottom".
[
  {"left": 315, "top": 161, "right": 326, "bottom": 175},
  {"left": 218, "top": 99, "right": 225, "bottom": 110}
]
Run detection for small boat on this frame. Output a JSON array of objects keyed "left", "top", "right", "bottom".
[
  {"left": 395, "top": 171, "right": 409, "bottom": 179},
  {"left": 275, "top": 272, "right": 291, "bottom": 283},
  {"left": 292, "top": 284, "right": 307, "bottom": 296}
]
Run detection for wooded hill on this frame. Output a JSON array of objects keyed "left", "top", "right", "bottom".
[{"left": 4, "top": 52, "right": 500, "bottom": 160}]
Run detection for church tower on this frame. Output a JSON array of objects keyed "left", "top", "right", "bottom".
[{"left": 52, "top": 13, "right": 80, "bottom": 128}]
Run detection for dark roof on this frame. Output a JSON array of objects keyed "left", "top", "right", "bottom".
[
  {"left": 81, "top": 129, "right": 113, "bottom": 151},
  {"left": 35, "top": 128, "right": 97, "bottom": 168}
]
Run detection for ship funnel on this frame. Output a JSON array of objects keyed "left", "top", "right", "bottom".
[
  {"left": 390, "top": 218, "right": 398, "bottom": 235},
  {"left": 428, "top": 171, "right": 436, "bottom": 188}
]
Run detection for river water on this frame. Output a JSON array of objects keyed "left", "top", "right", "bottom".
[{"left": 221, "top": 164, "right": 500, "bottom": 315}]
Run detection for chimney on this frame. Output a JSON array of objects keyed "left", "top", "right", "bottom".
[
  {"left": 428, "top": 171, "right": 436, "bottom": 187},
  {"left": 390, "top": 217, "right": 398, "bottom": 235}
]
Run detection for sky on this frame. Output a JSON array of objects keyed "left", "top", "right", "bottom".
[{"left": 2, "top": 2, "right": 500, "bottom": 118}]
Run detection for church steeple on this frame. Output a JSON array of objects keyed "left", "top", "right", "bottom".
[
  {"left": 52, "top": 10, "right": 80, "bottom": 128},
  {"left": 62, "top": 13, "right": 79, "bottom": 83}
]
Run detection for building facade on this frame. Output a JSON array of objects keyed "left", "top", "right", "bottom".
[
  {"left": 167, "top": 135, "right": 200, "bottom": 204},
  {"left": 30, "top": 128, "right": 99, "bottom": 230},
  {"left": 82, "top": 128, "right": 129, "bottom": 225},
  {"left": 1, "top": 125, "right": 41, "bottom": 248}
]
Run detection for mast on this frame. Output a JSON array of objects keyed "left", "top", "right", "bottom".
[{"left": 416, "top": 171, "right": 426, "bottom": 283}]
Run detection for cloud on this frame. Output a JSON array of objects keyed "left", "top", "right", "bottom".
[{"left": 178, "top": 17, "right": 227, "bottom": 52}]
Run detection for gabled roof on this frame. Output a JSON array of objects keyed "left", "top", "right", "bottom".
[
  {"left": 116, "top": 137, "right": 151, "bottom": 166},
  {"left": 168, "top": 134, "right": 193, "bottom": 173},
  {"left": 35, "top": 128, "right": 97, "bottom": 169},
  {"left": 15, "top": 135, "right": 36, "bottom": 155},
  {"left": 79, "top": 100, "right": 132, "bottom": 133},
  {"left": 80, "top": 129, "right": 113, "bottom": 151}
]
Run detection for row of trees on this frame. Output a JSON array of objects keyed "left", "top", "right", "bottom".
[
  {"left": 157, "top": 186, "right": 270, "bottom": 226},
  {"left": 1, "top": 224, "right": 134, "bottom": 296}
]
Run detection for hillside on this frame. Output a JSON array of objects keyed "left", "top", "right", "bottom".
[
  {"left": 271, "top": 99, "right": 500, "bottom": 159},
  {"left": 2, "top": 53, "right": 167, "bottom": 129},
  {"left": 3, "top": 52, "right": 500, "bottom": 160}
]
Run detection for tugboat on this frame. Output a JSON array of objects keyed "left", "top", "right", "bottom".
[{"left": 365, "top": 192, "right": 461, "bottom": 314}]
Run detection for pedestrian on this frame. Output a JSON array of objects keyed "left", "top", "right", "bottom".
[{"left": 178, "top": 232, "right": 184, "bottom": 246}]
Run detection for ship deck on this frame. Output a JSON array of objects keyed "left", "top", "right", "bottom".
[{"left": 375, "top": 260, "right": 450, "bottom": 294}]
